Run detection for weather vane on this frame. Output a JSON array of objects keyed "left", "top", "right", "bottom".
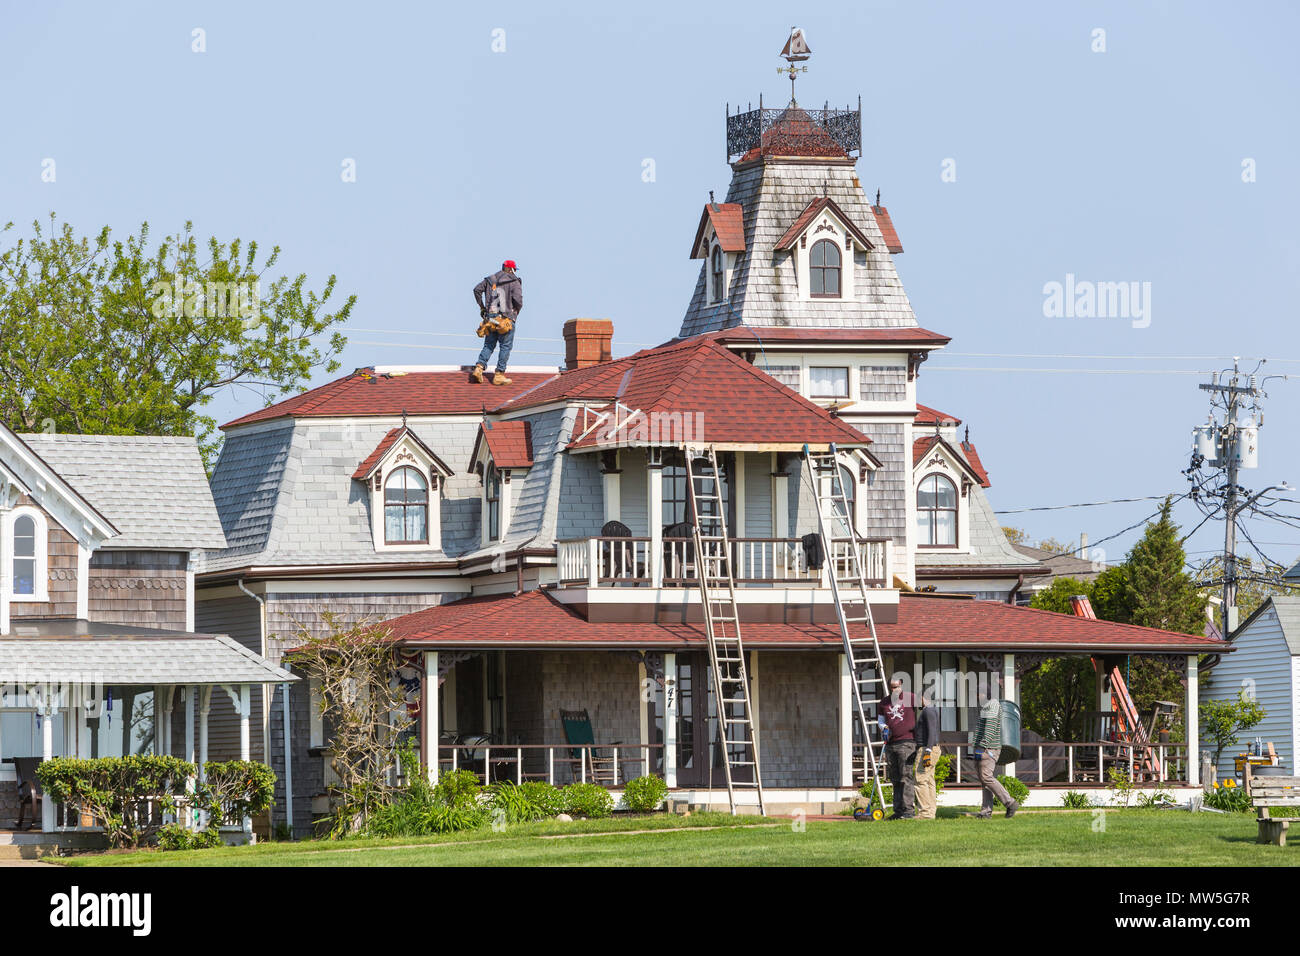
[{"left": 778, "top": 27, "right": 810, "bottom": 104}]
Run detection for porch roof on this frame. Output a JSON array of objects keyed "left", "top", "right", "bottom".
[
  {"left": 0, "top": 621, "right": 295, "bottom": 684},
  {"left": 381, "top": 589, "right": 1228, "bottom": 653}
]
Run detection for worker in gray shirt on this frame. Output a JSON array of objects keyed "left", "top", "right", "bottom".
[
  {"left": 913, "top": 696, "right": 941, "bottom": 819},
  {"left": 969, "top": 697, "right": 1019, "bottom": 818}
]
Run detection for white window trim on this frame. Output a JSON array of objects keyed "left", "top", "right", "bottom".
[
  {"left": 4, "top": 506, "right": 50, "bottom": 603},
  {"left": 705, "top": 235, "right": 736, "bottom": 306},
  {"left": 480, "top": 463, "right": 514, "bottom": 547},
  {"left": 915, "top": 468, "right": 969, "bottom": 554},
  {"left": 793, "top": 213, "right": 857, "bottom": 302},
  {"left": 367, "top": 440, "right": 443, "bottom": 554}
]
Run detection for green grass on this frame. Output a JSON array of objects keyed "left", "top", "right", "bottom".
[{"left": 56, "top": 808, "right": 1298, "bottom": 867}]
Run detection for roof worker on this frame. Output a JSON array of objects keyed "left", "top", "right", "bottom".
[{"left": 472, "top": 259, "right": 524, "bottom": 385}]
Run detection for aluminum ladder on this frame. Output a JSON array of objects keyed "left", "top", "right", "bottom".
[
  {"left": 803, "top": 443, "right": 889, "bottom": 812},
  {"left": 684, "top": 444, "right": 766, "bottom": 817}
]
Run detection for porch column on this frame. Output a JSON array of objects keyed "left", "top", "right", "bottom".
[
  {"left": 602, "top": 451, "right": 621, "bottom": 524},
  {"left": 423, "top": 651, "right": 439, "bottom": 784},
  {"left": 733, "top": 451, "right": 746, "bottom": 537},
  {"left": 1185, "top": 655, "right": 1200, "bottom": 786},
  {"left": 648, "top": 451, "right": 664, "bottom": 587},
  {"left": 1002, "top": 653, "right": 1016, "bottom": 777},
  {"left": 663, "top": 653, "right": 678, "bottom": 788},
  {"left": 184, "top": 687, "right": 195, "bottom": 764},
  {"left": 198, "top": 686, "right": 212, "bottom": 781},
  {"left": 239, "top": 684, "right": 251, "bottom": 761},
  {"left": 839, "top": 654, "right": 854, "bottom": 787},
  {"left": 40, "top": 686, "right": 55, "bottom": 832},
  {"left": 152, "top": 685, "right": 163, "bottom": 756}
]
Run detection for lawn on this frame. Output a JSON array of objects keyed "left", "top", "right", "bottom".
[{"left": 57, "top": 809, "right": 1298, "bottom": 867}]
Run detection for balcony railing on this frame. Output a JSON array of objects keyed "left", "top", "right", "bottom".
[
  {"left": 556, "top": 536, "right": 891, "bottom": 589},
  {"left": 436, "top": 743, "right": 662, "bottom": 788}
]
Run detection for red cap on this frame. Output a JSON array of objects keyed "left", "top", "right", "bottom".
[{"left": 502, "top": 259, "right": 517, "bottom": 271}]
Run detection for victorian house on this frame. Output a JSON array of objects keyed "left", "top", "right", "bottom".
[
  {"left": 196, "top": 66, "right": 1223, "bottom": 828},
  {"left": 0, "top": 426, "right": 291, "bottom": 842}
]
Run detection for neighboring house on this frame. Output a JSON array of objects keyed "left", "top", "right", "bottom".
[
  {"left": 200, "top": 84, "right": 1225, "bottom": 827},
  {"left": 1012, "top": 544, "right": 1108, "bottom": 595},
  {"left": 910, "top": 405, "right": 1048, "bottom": 602},
  {"left": 1204, "top": 596, "right": 1300, "bottom": 775},
  {"left": 0, "top": 427, "right": 291, "bottom": 834}
]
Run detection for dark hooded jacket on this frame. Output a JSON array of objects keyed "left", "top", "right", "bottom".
[{"left": 473, "top": 269, "right": 523, "bottom": 321}]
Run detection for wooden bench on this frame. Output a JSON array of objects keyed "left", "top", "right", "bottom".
[{"left": 1243, "top": 764, "right": 1300, "bottom": 847}]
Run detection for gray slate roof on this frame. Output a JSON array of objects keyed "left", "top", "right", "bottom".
[
  {"left": 0, "top": 627, "right": 294, "bottom": 684},
  {"left": 201, "top": 408, "right": 577, "bottom": 572},
  {"left": 680, "top": 160, "right": 918, "bottom": 336},
  {"left": 21, "top": 434, "right": 226, "bottom": 551}
]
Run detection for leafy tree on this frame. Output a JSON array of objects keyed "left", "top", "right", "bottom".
[
  {"left": 1027, "top": 576, "right": 1093, "bottom": 614},
  {"left": 1002, "top": 526, "right": 1028, "bottom": 546},
  {"left": 1090, "top": 565, "right": 1134, "bottom": 623},
  {"left": 1200, "top": 692, "right": 1267, "bottom": 766},
  {"left": 0, "top": 215, "right": 353, "bottom": 464},
  {"left": 1019, "top": 657, "right": 1096, "bottom": 742},
  {"left": 1192, "top": 554, "right": 1291, "bottom": 627},
  {"left": 1036, "top": 536, "right": 1074, "bottom": 555},
  {"left": 1125, "top": 497, "right": 1207, "bottom": 635}
]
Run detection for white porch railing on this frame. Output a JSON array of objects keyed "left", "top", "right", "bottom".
[
  {"left": 852, "top": 741, "right": 1190, "bottom": 787},
  {"left": 556, "top": 536, "right": 891, "bottom": 588},
  {"left": 436, "top": 743, "right": 663, "bottom": 788}
]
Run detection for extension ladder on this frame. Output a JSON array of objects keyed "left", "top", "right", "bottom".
[
  {"left": 803, "top": 443, "right": 889, "bottom": 813},
  {"left": 683, "top": 445, "right": 766, "bottom": 816},
  {"left": 1109, "top": 665, "right": 1162, "bottom": 780}
]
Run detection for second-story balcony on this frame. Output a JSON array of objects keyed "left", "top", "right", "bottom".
[{"left": 555, "top": 535, "right": 891, "bottom": 590}]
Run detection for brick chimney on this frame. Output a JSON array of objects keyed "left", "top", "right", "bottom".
[{"left": 563, "top": 318, "right": 613, "bottom": 370}]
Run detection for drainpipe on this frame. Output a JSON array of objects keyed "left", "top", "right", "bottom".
[
  {"left": 237, "top": 578, "right": 279, "bottom": 825},
  {"left": 1006, "top": 574, "right": 1025, "bottom": 605}
]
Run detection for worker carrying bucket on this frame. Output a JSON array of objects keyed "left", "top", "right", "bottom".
[
  {"left": 968, "top": 696, "right": 1021, "bottom": 819},
  {"left": 472, "top": 259, "right": 524, "bottom": 385}
]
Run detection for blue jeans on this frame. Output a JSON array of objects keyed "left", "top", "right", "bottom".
[{"left": 476, "top": 324, "right": 515, "bottom": 372}]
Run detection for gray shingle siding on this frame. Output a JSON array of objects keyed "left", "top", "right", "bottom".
[
  {"left": 555, "top": 451, "right": 604, "bottom": 540},
  {"left": 860, "top": 423, "right": 905, "bottom": 541},
  {"left": 743, "top": 452, "right": 773, "bottom": 536},
  {"left": 680, "top": 162, "right": 917, "bottom": 337}
]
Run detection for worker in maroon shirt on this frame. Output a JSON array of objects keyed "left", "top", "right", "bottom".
[{"left": 879, "top": 677, "right": 919, "bottom": 819}]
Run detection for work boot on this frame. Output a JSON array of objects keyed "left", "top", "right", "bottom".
[
  {"left": 493, "top": 371, "right": 513, "bottom": 386},
  {"left": 1005, "top": 801, "right": 1019, "bottom": 818},
  {"left": 471, "top": 365, "right": 485, "bottom": 384}
]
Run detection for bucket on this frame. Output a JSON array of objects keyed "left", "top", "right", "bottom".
[{"left": 998, "top": 700, "right": 1022, "bottom": 764}]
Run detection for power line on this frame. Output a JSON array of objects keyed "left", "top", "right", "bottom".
[{"left": 995, "top": 494, "right": 1174, "bottom": 514}]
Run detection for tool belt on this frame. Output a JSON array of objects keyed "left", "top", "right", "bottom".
[{"left": 476, "top": 313, "right": 514, "bottom": 337}]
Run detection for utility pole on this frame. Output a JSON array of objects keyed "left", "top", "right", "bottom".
[{"left": 1190, "top": 358, "right": 1263, "bottom": 635}]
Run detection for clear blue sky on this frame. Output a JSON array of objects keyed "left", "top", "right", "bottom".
[{"left": 3, "top": 1, "right": 1298, "bottom": 569}]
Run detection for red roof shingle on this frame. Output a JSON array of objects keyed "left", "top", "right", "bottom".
[
  {"left": 775, "top": 197, "right": 874, "bottom": 252},
  {"left": 473, "top": 420, "right": 534, "bottom": 469},
  {"left": 379, "top": 590, "right": 1226, "bottom": 652},
  {"left": 691, "top": 203, "right": 745, "bottom": 258},
  {"left": 871, "top": 204, "right": 904, "bottom": 254},
  {"left": 915, "top": 404, "right": 961, "bottom": 426},
  {"left": 223, "top": 368, "right": 556, "bottom": 429}
]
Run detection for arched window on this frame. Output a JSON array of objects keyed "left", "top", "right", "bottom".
[
  {"left": 13, "top": 513, "right": 37, "bottom": 596},
  {"left": 384, "top": 467, "right": 428, "bottom": 545},
  {"left": 831, "top": 464, "right": 857, "bottom": 533},
  {"left": 917, "top": 474, "right": 957, "bottom": 547},
  {"left": 810, "top": 239, "right": 841, "bottom": 297},
  {"left": 710, "top": 245, "right": 725, "bottom": 302}
]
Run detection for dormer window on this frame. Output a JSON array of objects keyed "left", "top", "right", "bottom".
[
  {"left": 810, "top": 240, "right": 841, "bottom": 297},
  {"left": 384, "top": 467, "right": 429, "bottom": 545},
  {"left": 354, "top": 425, "right": 451, "bottom": 552},
  {"left": 711, "top": 245, "right": 725, "bottom": 301},
  {"left": 5, "top": 507, "right": 48, "bottom": 601}
]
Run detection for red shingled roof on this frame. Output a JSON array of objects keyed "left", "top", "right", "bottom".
[
  {"left": 472, "top": 420, "right": 533, "bottom": 469},
  {"left": 223, "top": 368, "right": 557, "bottom": 429},
  {"left": 379, "top": 590, "right": 1226, "bottom": 652},
  {"left": 913, "top": 434, "right": 989, "bottom": 488},
  {"left": 960, "top": 439, "right": 991, "bottom": 488},
  {"left": 541, "top": 338, "right": 873, "bottom": 451},
  {"left": 691, "top": 203, "right": 745, "bottom": 258},
  {"left": 352, "top": 425, "right": 453, "bottom": 480},
  {"left": 775, "top": 197, "right": 874, "bottom": 252},
  {"left": 915, "top": 404, "right": 961, "bottom": 426},
  {"left": 871, "top": 204, "right": 904, "bottom": 254}
]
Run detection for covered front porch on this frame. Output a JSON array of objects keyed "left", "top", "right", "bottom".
[{"left": 0, "top": 621, "right": 294, "bottom": 837}]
